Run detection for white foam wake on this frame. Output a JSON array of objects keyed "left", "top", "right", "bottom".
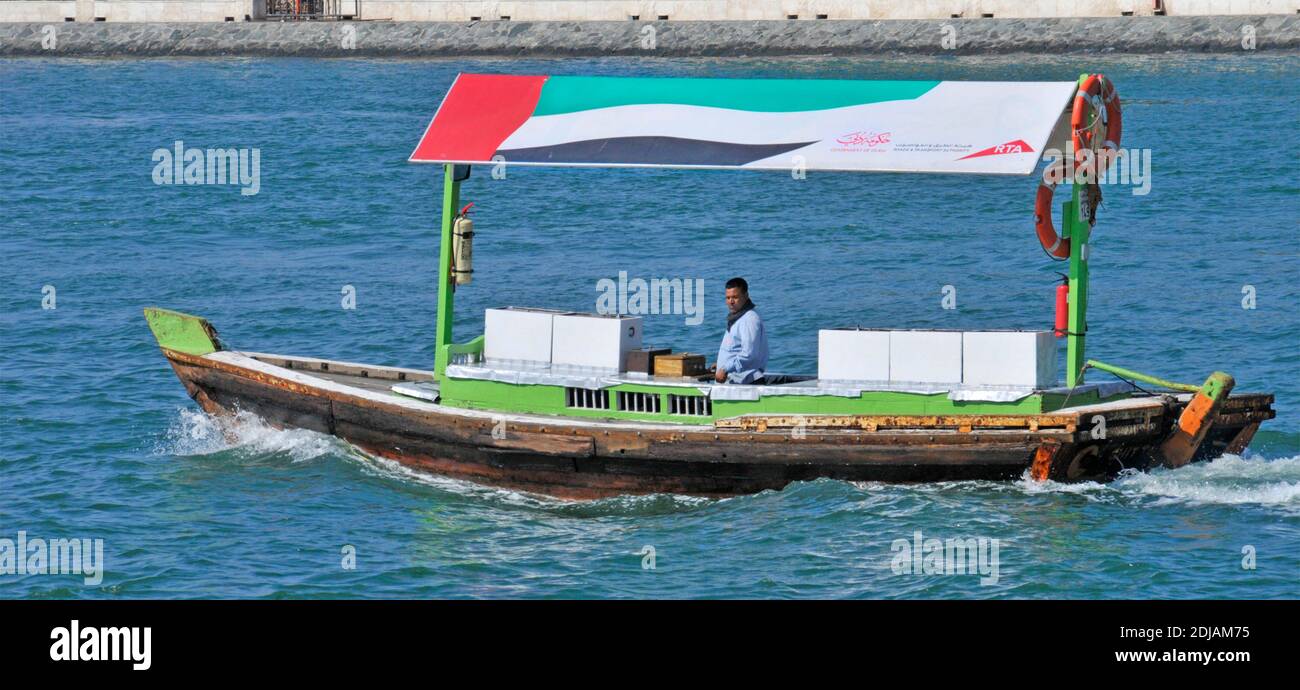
[
  {"left": 158, "top": 407, "right": 340, "bottom": 463},
  {"left": 1015, "top": 454, "right": 1300, "bottom": 511},
  {"left": 1114, "top": 454, "right": 1300, "bottom": 510}
]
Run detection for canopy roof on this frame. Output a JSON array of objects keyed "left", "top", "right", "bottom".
[{"left": 410, "top": 74, "right": 1076, "bottom": 175}]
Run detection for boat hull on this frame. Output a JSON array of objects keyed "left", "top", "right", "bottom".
[{"left": 161, "top": 348, "right": 1275, "bottom": 499}]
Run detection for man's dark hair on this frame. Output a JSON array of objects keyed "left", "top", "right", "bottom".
[{"left": 725, "top": 277, "right": 748, "bottom": 293}]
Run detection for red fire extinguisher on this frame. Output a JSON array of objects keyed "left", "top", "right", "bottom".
[{"left": 1054, "top": 273, "right": 1069, "bottom": 338}]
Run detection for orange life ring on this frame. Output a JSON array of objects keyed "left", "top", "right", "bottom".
[
  {"left": 1035, "top": 160, "right": 1070, "bottom": 259},
  {"left": 1070, "top": 74, "right": 1123, "bottom": 178},
  {"left": 1034, "top": 75, "right": 1123, "bottom": 259}
]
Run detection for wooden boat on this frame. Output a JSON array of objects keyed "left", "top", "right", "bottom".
[{"left": 146, "top": 73, "right": 1275, "bottom": 499}]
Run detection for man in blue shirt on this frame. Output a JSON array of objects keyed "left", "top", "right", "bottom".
[{"left": 712, "top": 277, "right": 769, "bottom": 384}]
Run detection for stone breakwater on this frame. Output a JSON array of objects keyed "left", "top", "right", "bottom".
[{"left": 1, "top": 16, "right": 1297, "bottom": 57}]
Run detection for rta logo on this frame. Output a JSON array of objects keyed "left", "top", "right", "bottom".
[{"left": 958, "top": 139, "right": 1034, "bottom": 160}]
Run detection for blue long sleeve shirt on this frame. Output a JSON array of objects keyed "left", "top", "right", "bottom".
[{"left": 716, "top": 309, "right": 769, "bottom": 384}]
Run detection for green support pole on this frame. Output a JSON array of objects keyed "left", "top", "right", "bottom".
[
  {"left": 1065, "top": 181, "right": 1089, "bottom": 387},
  {"left": 1084, "top": 359, "right": 1200, "bottom": 393},
  {"left": 435, "top": 164, "right": 461, "bottom": 379},
  {"left": 1064, "top": 73, "right": 1091, "bottom": 388}
]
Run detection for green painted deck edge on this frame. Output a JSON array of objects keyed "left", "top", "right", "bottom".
[
  {"left": 438, "top": 377, "right": 710, "bottom": 424},
  {"left": 443, "top": 336, "right": 484, "bottom": 357},
  {"left": 436, "top": 376, "right": 1122, "bottom": 425},
  {"left": 143, "top": 307, "right": 220, "bottom": 356}
]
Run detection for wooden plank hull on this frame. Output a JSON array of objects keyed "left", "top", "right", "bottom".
[{"left": 161, "top": 348, "right": 1276, "bottom": 499}]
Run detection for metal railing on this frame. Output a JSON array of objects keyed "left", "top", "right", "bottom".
[{"left": 265, "top": 0, "right": 358, "bottom": 20}]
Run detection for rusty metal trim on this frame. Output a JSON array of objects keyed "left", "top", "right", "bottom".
[{"left": 715, "top": 413, "right": 1080, "bottom": 432}]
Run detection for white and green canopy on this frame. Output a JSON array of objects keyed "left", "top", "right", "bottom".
[{"left": 411, "top": 74, "right": 1076, "bottom": 175}]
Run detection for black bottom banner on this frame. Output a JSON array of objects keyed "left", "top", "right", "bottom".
[{"left": 1, "top": 599, "right": 1289, "bottom": 677}]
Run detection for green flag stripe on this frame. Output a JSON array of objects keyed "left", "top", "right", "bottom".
[{"left": 532, "top": 76, "right": 940, "bottom": 116}]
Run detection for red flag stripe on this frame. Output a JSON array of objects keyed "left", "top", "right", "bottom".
[{"left": 411, "top": 74, "right": 548, "bottom": 162}]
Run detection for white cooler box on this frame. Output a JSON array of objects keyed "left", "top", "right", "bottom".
[
  {"left": 484, "top": 307, "right": 568, "bottom": 365},
  {"left": 889, "top": 330, "right": 964, "bottom": 384},
  {"left": 818, "top": 328, "right": 890, "bottom": 382},
  {"left": 962, "top": 330, "right": 1058, "bottom": 389},
  {"left": 818, "top": 328, "right": 962, "bottom": 384},
  {"left": 551, "top": 313, "right": 643, "bottom": 372},
  {"left": 819, "top": 328, "right": 1057, "bottom": 388}
]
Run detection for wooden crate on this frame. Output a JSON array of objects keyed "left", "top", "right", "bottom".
[
  {"left": 626, "top": 347, "right": 672, "bottom": 375},
  {"left": 654, "top": 353, "right": 707, "bottom": 378}
]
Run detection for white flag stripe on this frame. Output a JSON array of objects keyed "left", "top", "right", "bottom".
[{"left": 497, "top": 81, "right": 1076, "bottom": 175}]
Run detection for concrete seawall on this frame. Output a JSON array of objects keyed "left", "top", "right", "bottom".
[
  {"left": 3, "top": 1, "right": 1299, "bottom": 23},
  {"left": 1, "top": 15, "right": 1297, "bottom": 56}
]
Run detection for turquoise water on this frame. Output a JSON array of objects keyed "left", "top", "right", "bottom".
[{"left": 1, "top": 55, "right": 1297, "bottom": 599}]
